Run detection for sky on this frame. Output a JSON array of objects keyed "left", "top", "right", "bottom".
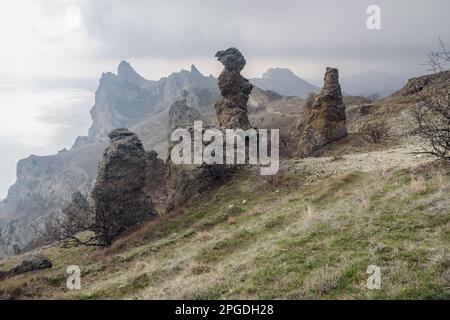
[{"left": 0, "top": 0, "right": 449, "bottom": 198}]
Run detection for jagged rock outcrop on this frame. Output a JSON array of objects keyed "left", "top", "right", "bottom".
[
  {"left": 289, "top": 67, "right": 347, "bottom": 156},
  {"left": 91, "top": 128, "right": 157, "bottom": 244},
  {"left": 145, "top": 150, "right": 167, "bottom": 206},
  {"left": 392, "top": 70, "right": 450, "bottom": 97},
  {"left": 165, "top": 99, "right": 230, "bottom": 212},
  {"left": 214, "top": 48, "right": 253, "bottom": 129},
  {"left": 89, "top": 62, "right": 220, "bottom": 152}
]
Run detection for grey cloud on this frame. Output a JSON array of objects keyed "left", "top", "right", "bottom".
[{"left": 76, "top": 0, "right": 449, "bottom": 65}]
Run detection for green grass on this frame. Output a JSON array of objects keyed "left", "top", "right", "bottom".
[{"left": 1, "top": 163, "right": 449, "bottom": 300}]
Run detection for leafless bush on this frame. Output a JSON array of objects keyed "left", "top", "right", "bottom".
[
  {"left": 412, "top": 39, "right": 450, "bottom": 161},
  {"left": 422, "top": 38, "right": 450, "bottom": 73},
  {"left": 40, "top": 192, "right": 104, "bottom": 247},
  {"left": 413, "top": 87, "right": 450, "bottom": 160},
  {"left": 361, "top": 121, "right": 389, "bottom": 144}
]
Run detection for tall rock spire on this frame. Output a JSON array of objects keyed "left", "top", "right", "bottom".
[
  {"left": 214, "top": 48, "right": 253, "bottom": 129},
  {"left": 289, "top": 67, "right": 347, "bottom": 156}
]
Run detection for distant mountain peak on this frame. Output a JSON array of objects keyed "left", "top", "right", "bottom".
[
  {"left": 251, "top": 67, "right": 320, "bottom": 99},
  {"left": 262, "top": 67, "right": 296, "bottom": 79},
  {"left": 190, "top": 64, "right": 202, "bottom": 75},
  {"left": 117, "top": 60, "right": 145, "bottom": 82}
]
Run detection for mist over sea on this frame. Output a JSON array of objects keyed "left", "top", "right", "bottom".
[{"left": 0, "top": 84, "right": 93, "bottom": 198}]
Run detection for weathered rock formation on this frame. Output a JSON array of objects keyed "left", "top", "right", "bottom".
[
  {"left": 91, "top": 128, "right": 157, "bottom": 244},
  {"left": 169, "top": 99, "right": 205, "bottom": 131},
  {"left": 289, "top": 67, "right": 347, "bottom": 156},
  {"left": 214, "top": 48, "right": 253, "bottom": 129},
  {"left": 165, "top": 100, "right": 227, "bottom": 211}
]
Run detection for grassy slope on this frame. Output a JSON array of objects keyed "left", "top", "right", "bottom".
[{"left": 1, "top": 155, "right": 449, "bottom": 300}]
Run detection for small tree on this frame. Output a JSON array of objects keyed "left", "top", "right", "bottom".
[
  {"left": 361, "top": 120, "right": 389, "bottom": 144},
  {"left": 413, "top": 39, "right": 450, "bottom": 161},
  {"left": 40, "top": 192, "right": 103, "bottom": 247},
  {"left": 413, "top": 87, "right": 450, "bottom": 160},
  {"left": 422, "top": 38, "right": 450, "bottom": 73}
]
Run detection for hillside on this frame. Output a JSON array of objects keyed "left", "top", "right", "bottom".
[
  {"left": 1, "top": 146, "right": 449, "bottom": 299},
  {"left": 1, "top": 64, "right": 449, "bottom": 300}
]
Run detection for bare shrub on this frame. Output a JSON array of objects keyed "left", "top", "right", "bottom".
[
  {"left": 40, "top": 192, "right": 103, "bottom": 247},
  {"left": 40, "top": 188, "right": 132, "bottom": 247},
  {"left": 413, "top": 86, "right": 450, "bottom": 161},
  {"left": 422, "top": 38, "right": 450, "bottom": 73},
  {"left": 413, "top": 39, "right": 450, "bottom": 161},
  {"left": 361, "top": 121, "right": 389, "bottom": 144}
]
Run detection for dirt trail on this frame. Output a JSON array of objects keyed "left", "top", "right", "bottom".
[{"left": 283, "top": 145, "right": 434, "bottom": 180}]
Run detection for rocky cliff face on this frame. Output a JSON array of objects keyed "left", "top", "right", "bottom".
[
  {"left": 88, "top": 62, "right": 219, "bottom": 149},
  {"left": 92, "top": 128, "right": 157, "bottom": 244},
  {"left": 214, "top": 48, "right": 253, "bottom": 129},
  {"left": 0, "top": 142, "right": 105, "bottom": 257},
  {"left": 289, "top": 67, "right": 347, "bottom": 156}
]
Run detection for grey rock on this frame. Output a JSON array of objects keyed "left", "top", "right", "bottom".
[
  {"left": 165, "top": 100, "right": 230, "bottom": 212},
  {"left": 214, "top": 47, "right": 253, "bottom": 129},
  {"left": 215, "top": 48, "right": 247, "bottom": 72},
  {"left": 91, "top": 128, "right": 157, "bottom": 244},
  {"left": 289, "top": 67, "right": 347, "bottom": 156},
  {"left": 10, "top": 254, "right": 52, "bottom": 276}
]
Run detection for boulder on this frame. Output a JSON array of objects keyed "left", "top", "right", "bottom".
[{"left": 11, "top": 254, "right": 52, "bottom": 276}]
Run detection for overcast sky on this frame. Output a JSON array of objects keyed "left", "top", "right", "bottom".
[{"left": 0, "top": 0, "right": 449, "bottom": 198}]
